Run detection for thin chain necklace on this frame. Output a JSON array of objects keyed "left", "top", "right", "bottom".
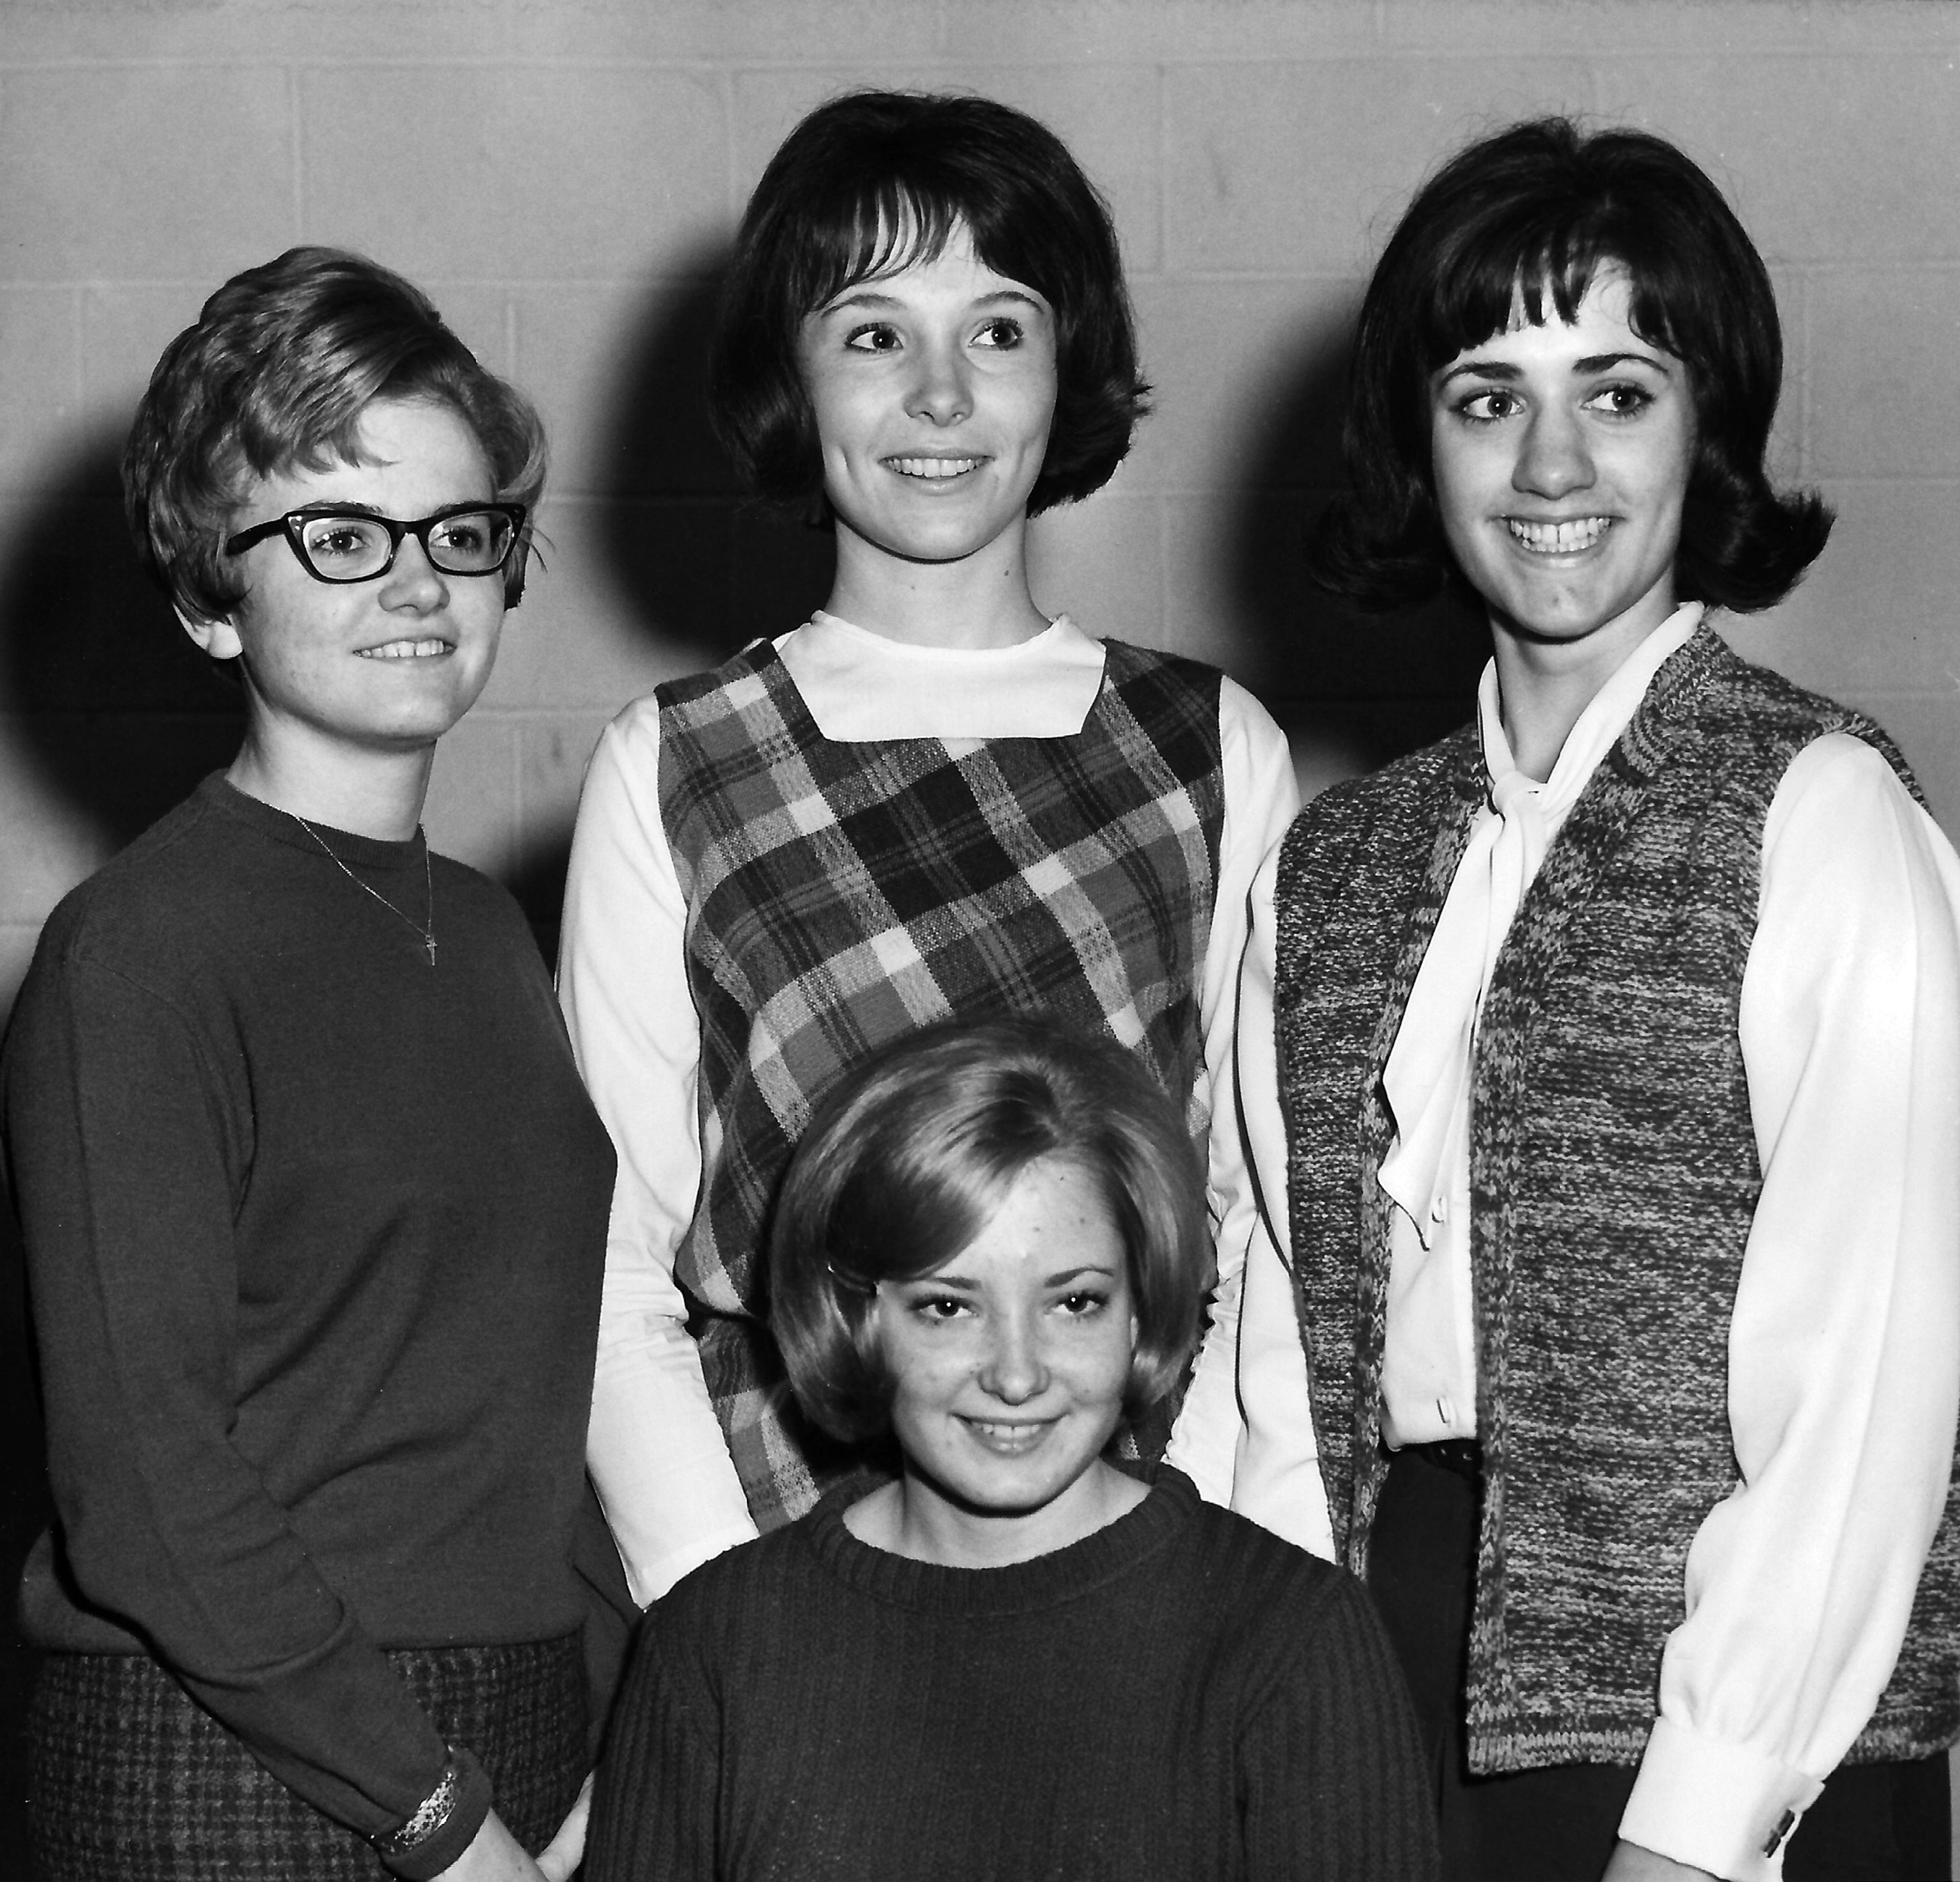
[{"left": 288, "top": 812, "right": 437, "bottom": 968}]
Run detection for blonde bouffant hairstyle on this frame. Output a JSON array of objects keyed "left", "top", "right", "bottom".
[{"left": 768, "top": 1017, "right": 1210, "bottom": 1446}]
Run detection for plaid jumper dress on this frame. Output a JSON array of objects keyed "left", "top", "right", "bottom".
[{"left": 656, "top": 636, "right": 1227, "bottom": 1529}]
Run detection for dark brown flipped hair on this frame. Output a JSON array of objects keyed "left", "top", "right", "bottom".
[
  {"left": 1314, "top": 116, "right": 1829, "bottom": 614},
  {"left": 768, "top": 1018, "right": 1209, "bottom": 1445},
  {"left": 708, "top": 90, "right": 1150, "bottom": 517},
  {"left": 125, "top": 245, "right": 547, "bottom": 624}
]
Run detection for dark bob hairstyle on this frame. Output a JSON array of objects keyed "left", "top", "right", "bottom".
[
  {"left": 769, "top": 1017, "right": 1209, "bottom": 1446},
  {"left": 708, "top": 90, "right": 1150, "bottom": 517},
  {"left": 125, "top": 245, "right": 548, "bottom": 625},
  {"left": 1314, "top": 116, "right": 1830, "bottom": 614}
]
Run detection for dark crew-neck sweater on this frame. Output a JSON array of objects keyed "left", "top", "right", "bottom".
[
  {"left": 586, "top": 1469, "right": 1437, "bottom": 1880},
  {"left": 2, "top": 775, "right": 615, "bottom": 1838}
]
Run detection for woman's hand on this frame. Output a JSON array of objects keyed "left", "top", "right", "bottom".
[
  {"left": 421, "top": 1770, "right": 593, "bottom": 1881},
  {"left": 1601, "top": 1840, "right": 1720, "bottom": 1882},
  {"left": 431, "top": 1809, "right": 547, "bottom": 1880},
  {"left": 536, "top": 1773, "right": 595, "bottom": 1882}
]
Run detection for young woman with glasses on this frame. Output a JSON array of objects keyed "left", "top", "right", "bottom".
[{"left": 4, "top": 247, "right": 612, "bottom": 1881}]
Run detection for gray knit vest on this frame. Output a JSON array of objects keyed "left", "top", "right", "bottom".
[{"left": 1273, "top": 625, "right": 1960, "bottom": 1774}]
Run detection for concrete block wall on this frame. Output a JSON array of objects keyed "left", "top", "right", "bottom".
[
  {"left": 1, "top": 0, "right": 1957, "bottom": 1853},
  {"left": 1, "top": 0, "right": 1955, "bottom": 1005}
]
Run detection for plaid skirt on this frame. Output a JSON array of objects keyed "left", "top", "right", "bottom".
[{"left": 27, "top": 1635, "right": 585, "bottom": 1881}]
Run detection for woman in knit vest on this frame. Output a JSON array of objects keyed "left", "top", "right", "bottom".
[
  {"left": 1216, "top": 119, "right": 1960, "bottom": 1880},
  {"left": 557, "top": 93, "right": 1297, "bottom": 1605},
  {"left": 4, "top": 251, "right": 613, "bottom": 1877},
  {"left": 584, "top": 1020, "right": 1437, "bottom": 1881}
]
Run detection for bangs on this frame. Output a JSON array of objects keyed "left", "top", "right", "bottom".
[
  {"left": 824, "top": 1156, "right": 996, "bottom": 1293},
  {"left": 228, "top": 342, "right": 532, "bottom": 499},
  {"left": 1419, "top": 213, "right": 1685, "bottom": 374},
  {"left": 233, "top": 382, "right": 386, "bottom": 487},
  {"left": 823, "top": 1115, "right": 1038, "bottom": 1292},
  {"left": 822, "top": 1070, "right": 1091, "bottom": 1292},
  {"left": 228, "top": 330, "right": 460, "bottom": 486},
  {"left": 792, "top": 177, "right": 970, "bottom": 316}
]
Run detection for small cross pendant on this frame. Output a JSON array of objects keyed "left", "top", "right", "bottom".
[{"left": 425, "top": 936, "right": 438, "bottom": 968}]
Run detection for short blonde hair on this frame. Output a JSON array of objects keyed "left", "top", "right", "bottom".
[
  {"left": 768, "top": 1017, "right": 1210, "bottom": 1445},
  {"left": 124, "top": 246, "right": 547, "bottom": 624}
]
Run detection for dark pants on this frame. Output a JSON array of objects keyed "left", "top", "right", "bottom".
[{"left": 1367, "top": 1444, "right": 1951, "bottom": 1882}]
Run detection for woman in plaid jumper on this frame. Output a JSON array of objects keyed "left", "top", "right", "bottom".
[{"left": 557, "top": 91, "right": 1298, "bottom": 1606}]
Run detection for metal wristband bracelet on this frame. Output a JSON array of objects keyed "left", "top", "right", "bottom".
[{"left": 371, "top": 1750, "right": 465, "bottom": 1861}]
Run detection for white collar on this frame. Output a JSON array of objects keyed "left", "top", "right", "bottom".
[
  {"left": 1476, "top": 602, "right": 1706, "bottom": 813},
  {"left": 774, "top": 610, "right": 1106, "bottom": 741}
]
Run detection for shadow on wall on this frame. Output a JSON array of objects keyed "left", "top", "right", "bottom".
[
  {"left": 0, "top": 418, "right": 242, "bottom": 1860},
  {"left": 508, "top": 243, "right": 835, "bottom": 966},
  {"left": 0, "top": 420, "right": 248, "bottom": 852},
  {"left": 593, "top": 243, "right": 832, "bottom": 666},
  {"left": 1212, "top": 296, "right": 1488, "bottom": 796}
]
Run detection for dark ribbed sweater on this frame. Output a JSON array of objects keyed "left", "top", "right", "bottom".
[
  {"left": 2, "top": 775, "right": 615, "bottom": 1842},
  {"left": 585, "top": 1469, "right": 1437, "bottom": 1881}
]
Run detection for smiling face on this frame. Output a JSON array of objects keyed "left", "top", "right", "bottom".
[
  {"left": 796, "top": 222, "right": 1058, "bottom": 581},
  {"left": 872, "top": 1155, "right": 1137, "bottom": 1557},
  {"left": 1429, "top": 264, "right": 1696, "bottom": 689},
  {"left": 190, "top": 395, "right": 507, "bottom": 770}
]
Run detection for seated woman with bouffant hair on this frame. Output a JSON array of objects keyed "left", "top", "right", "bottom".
[{"left": 584, "top": 1018, "right": 1435, "bottom": 1882}]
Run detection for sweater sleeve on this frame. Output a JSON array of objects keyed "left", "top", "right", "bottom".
[
  {"left": 1239, "top": 1566, "right": 1439, "bottom": 1881},
  {"left": 558, "top": 705, "right": 761, "bottom": 1603},
  {"left": 1164, "top": 679, "right": 1301, "bottom": 1502},
  {"left": 584, "top": 1597, "right": 723, "bottom": 1881},
  {"left": 1619, "top": 734, "right": 1960, "bottom": 1878},
  {"left": 2, "top": 952, "right": 474, "bottom": 1851}
]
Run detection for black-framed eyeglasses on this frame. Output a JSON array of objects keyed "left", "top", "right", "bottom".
[{"left": 223, "top": 502, "right": 528, "bottom": 585}]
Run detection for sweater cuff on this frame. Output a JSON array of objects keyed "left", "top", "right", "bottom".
[
  {"left": 1619, "top": 1717, "right": 1824, "bottom": 1881},
  {"left": 377, "top": 1744, "right": 495, "bottom": 1880}
]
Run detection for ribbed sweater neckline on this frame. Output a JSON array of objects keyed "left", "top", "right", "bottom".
[
  {"left": 201, "top": 771, "right": 428, "bottom": 875},
  {"left": 800, "top": 1468, "right": 1197, "bottom": 1618}
]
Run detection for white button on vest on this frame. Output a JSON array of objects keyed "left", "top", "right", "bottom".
[{"left": 1430, "top": 1194, "right": 1448, "bottom": 1225}]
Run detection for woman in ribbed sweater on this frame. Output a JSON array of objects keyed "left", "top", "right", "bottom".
[
  {"left": 584, "top": 1019, "right": 1435, "bottom": 1882},
  {"left": 1218, "top": 118, "right": 1960, "bottom": 1881}
]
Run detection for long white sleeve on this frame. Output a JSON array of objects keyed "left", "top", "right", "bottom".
[
  {"left": 1163, "top": 680, "right": 1301, "bottom": 1504},
  {"left": 1620, "top": 734, "right": 1960, "bottom": 1879},
  {"left": 1214, "top": 836, "right": 1335, "bottom": 1558},
  {"left": 558, "top": 704, "right": 760, "bottom": 1606}
]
